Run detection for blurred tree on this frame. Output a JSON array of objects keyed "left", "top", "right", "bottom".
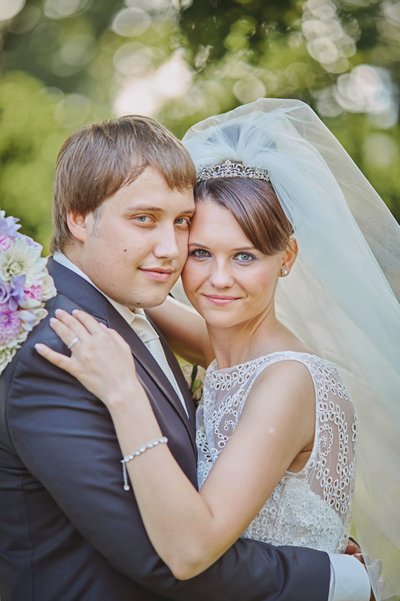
[
  {"left": 0, "top": 7, "right": 399, "bottom": 600},
  {"left": 2, "top": 0, "right": 123, "bottom": 92},
  {"left": 0, "top": 71, "right": 68, "bottom": 248},
  {"left": 0, "top": 0, "right": 399, "bottom": 240},
  {"left": 165, "top": 0, "right": 400, "bottom": 219}
]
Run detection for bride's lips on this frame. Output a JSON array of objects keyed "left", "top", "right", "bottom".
[
  {"left": 139, "top": 267, "right": 175, "bottom": 282},
  {"left": 202, "top": 294, "right": 241, "bottom": 305}
]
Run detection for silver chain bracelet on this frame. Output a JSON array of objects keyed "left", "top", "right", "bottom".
[{"left": 121, "top": 436, "right": 168, "bottom": 491}]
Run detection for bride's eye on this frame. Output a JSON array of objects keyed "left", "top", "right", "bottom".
[
  {"left": 234, "top": 252, "right": 255, "bottom": 263},
  {"left": 189, "top": 248, "right": 210, "bottom": 259}
]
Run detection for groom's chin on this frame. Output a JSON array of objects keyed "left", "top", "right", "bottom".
[{"left": 128, "top": 288, "right": 174, "bottom": 310}]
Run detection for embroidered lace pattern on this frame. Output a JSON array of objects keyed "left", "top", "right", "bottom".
[{"left": 196, "top": 351, "right": 357, "bottom": 553}]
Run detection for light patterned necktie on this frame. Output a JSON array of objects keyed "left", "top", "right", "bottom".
[{"left": 130, "top": 311, "right": 189, "bottom": 417}]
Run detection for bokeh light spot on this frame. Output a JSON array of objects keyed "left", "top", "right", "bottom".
[
  {"left": 0, "top": 0, "right": 25, "bottom": 22},
  {"left": 111, "top": 7, "right": 152, "bottom": 37}
]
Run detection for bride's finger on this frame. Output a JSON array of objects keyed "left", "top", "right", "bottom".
[
  {"left": 35, "top": 343, "right": 75, "bottom": 374},
  {"left": 49, "top": 315, "right": 88, "bottom": 350},
  {"left": 71, "top": 309, "right": 106, "bottom": 335},
  {"left": 54, "top": 308, "right": 94, "bottom": 338}
]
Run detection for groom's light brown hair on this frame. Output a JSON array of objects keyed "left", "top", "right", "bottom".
[{"left": 51, "top": 115, "right": 196, "bottom": 252}]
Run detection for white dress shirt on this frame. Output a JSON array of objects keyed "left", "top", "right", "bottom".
[{"left": 328, "top": 555, "right": 371, "bottom": 601}]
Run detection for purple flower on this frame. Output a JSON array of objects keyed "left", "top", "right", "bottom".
[
  {"left": 0, "top": 303, "right": 21, "bottom": 345},
  {"left": 0, "top": 211, "right": 57, "bottom": 374},
  {"left": 8, "top": 275, "right": 26, "bottom": 311},
  {"left": 0, "top": 281, "right": 10, "bottom": 304},
  {"left": 0, "top": 211, "right": 21, "bottom": 239}
]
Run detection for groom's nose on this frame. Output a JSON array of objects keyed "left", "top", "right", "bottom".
[{"left": 153, "top": 224, "right": 180, "bottom": 260}]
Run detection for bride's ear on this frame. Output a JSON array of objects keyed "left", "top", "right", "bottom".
[{"left": 280, "top": 238, "right": 298, "bottom": 275}]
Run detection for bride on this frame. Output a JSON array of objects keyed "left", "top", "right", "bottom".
[{"left": 37, "top": 99, "right": 400, "bottom": 600}]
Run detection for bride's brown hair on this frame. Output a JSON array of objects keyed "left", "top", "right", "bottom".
[{"left": 195, "top": 177, "right": 293, "bottom": 256}]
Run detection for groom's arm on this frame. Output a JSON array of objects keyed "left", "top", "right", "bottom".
[{"left": 7, "top": 325, "right": 366, "bottom": 601}]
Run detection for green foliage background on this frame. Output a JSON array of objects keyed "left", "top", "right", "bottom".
[
  {"left": 0, "top": 0, "right": 399, "bottom": 252},
  {"left": 0, "top": 3, "right": 399, "bottom": 598}
]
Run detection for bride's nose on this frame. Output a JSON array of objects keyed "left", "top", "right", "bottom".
[{"left": 208, "top": 259, "right": 234, "bottom": 289}]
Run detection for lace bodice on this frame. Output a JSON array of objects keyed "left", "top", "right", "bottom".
[{"left": 196, "top": 351, "right": 357, "bottom": 553}]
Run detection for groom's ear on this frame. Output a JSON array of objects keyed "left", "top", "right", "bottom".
[{"left": 66, "top": 211, "right": 92, "bottom": 243}]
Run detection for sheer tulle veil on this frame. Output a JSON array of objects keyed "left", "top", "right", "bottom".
[{"left": 181, "top": 98, "right": 400, "bottom": 600}]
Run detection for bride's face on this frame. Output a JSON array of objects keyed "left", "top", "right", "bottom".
[{"left": 182, "top": 199, "right": 286, "bottom": 329}]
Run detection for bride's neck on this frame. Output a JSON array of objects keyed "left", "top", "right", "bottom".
[{"left": 208, "top": 311, "right": 283, "bottom": 369}]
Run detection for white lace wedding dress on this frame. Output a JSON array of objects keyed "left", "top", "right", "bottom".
[{"left": 196, "top": 351, "right": 357, "bottom": 553}]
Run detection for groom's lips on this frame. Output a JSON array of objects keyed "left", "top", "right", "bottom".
[{"left": 139, "top": 266, "right": 175, "bottom": 282}]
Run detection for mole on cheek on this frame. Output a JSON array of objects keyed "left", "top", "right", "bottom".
[{"left": 123, "top": 249, "right": 127, "bottom": 252}]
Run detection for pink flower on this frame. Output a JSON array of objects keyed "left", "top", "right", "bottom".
[
  {"left": 24, "top": 284, "right": 41, "bottom": 301},
  {"left": 0, "top": 236, "right": 12, "bottom": 251},
  {"left": 0, "top": 303, "right": 21, "bottom": 346}
]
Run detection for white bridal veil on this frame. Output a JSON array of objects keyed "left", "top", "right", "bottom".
[{"left": 182, "top": 98, "right": 400, "bottom": 600}]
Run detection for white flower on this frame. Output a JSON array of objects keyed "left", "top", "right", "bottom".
[
  {"left": 19, "top": 297, "right": 42, "bottom": 310},
  {"left": 0, "top": 346, "right": 19, "bottom": 374},
  {"left": 0, "top": 237, "right": 46, "bottom": 285},
  {"left": 0, "top": 212, "right": 57, "bottom": 375},
  {"left": 19, "top": 307, "right": 48, "bottom": 332},
  {"left": 39, "top": 273, "right": 57, "bottom": 300}
]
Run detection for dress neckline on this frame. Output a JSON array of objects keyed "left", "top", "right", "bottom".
[{"left": 207, "top": 350, "right": 335, "bottom": 373}]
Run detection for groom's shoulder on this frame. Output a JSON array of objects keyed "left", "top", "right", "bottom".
[
  {"left": 24, "top": 292, "right": 80, "bottom": 350},
  {"left": 1, "top": 291, "right": 84, "bottom": 385}
]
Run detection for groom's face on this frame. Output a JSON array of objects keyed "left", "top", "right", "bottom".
[{"left": 69, "top": 166, "right": 195, "bottom": 309}]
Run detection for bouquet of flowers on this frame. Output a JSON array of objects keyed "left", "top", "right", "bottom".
[{"left": 0, "top": 210, "right": 56, "bottom": 375}]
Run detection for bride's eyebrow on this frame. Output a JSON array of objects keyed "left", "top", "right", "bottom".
[
  {"left": 188, "top": 242, "right": 257, "bottom": 252},
  {"left": 231, "top": 246, "right": 257, "bottom": 252},
  {"left": 188, "top": 241, "right": 208, "bottom": 247}
]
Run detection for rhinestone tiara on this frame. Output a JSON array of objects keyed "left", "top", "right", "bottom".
[{"left": 197, "top": 159, "right": 270, "bottom": 183}]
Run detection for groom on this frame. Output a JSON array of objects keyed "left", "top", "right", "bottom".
[{"left": 0, "top": 115, "right": 371, "bottom": 600}]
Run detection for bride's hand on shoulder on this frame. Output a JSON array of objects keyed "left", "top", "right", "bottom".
[{"left": 35, "top": 309, "right": 140, "bottom": 406}]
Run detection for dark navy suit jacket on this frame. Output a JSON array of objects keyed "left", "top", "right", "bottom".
[{"left": 0, "top": 258, "right": 330, "bottom": 600}]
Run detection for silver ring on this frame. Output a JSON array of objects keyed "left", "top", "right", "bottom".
[{"left": 67, "top": 336, "right": 80, "bottom": 350}]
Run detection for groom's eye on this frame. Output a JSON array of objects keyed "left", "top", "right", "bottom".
[
  {"left": 175, "top": 216, "right": 191, "bottom": 228},
  {"left": 133, "top": 215, "right": 153, "bottom": 224}
]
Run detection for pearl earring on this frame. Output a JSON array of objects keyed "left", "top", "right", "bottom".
[{"left": 280, "top": 267, "right": 289, "bottom": 277}]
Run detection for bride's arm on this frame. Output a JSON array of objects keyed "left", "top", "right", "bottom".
[
  {"left": 146, "top": 295, "right": 213, "bottom": 368},
  {"left": 36, "top": 309, "right": 315, "bottom": 580}
]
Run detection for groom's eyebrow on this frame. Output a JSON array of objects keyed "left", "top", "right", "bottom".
[
  {"left": 126, "top": 205, "right": 163, "bottom": 212},
  {"left": 126, "top": 205, "right": 195, "bottom": 214}
]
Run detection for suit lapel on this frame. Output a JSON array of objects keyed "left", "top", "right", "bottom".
[
  {"left": 105, "top": 306, "right": 196, "bottom": 453},
  {"left": 151, "top": 318, "right": 197, "bottom": 425},
  {"left": 47, "top": 259, "right": 197, "bottom": 454}
]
